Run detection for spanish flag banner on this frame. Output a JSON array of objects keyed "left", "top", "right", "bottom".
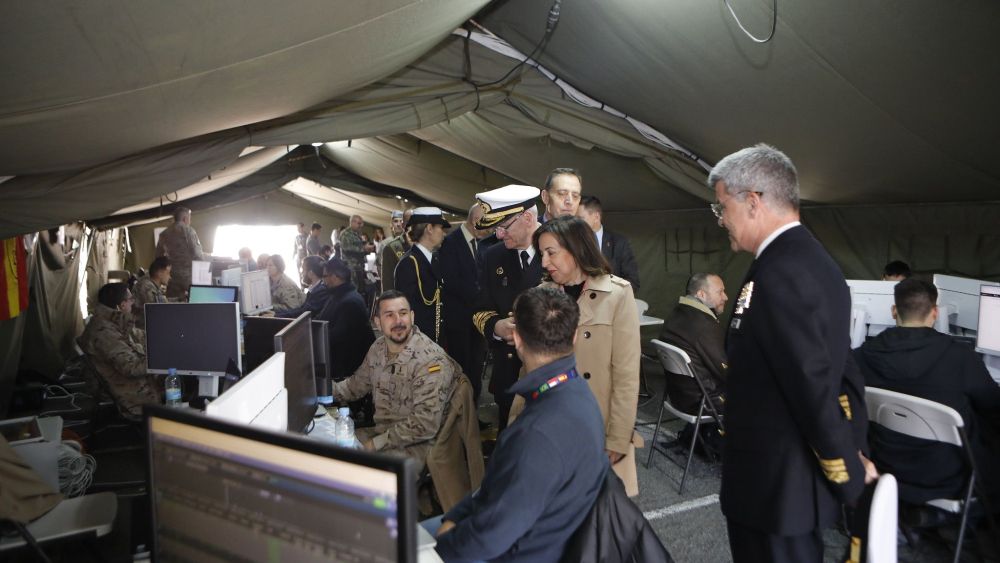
[{"left": 1, "top": 236, "right": 30, "bottom": 320}]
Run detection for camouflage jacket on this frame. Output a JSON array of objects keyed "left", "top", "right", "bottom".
[
  {"left": 339, "top": 228, "right": 366, "bottom": 271},
  {"left": 331, "top": 326, "right": 459, "bottom": 467},
  {"left": 380, "top": 235, "right": 411, "bottom": 292},
  {"left": 270, "top": 273, "right": 305, "bottom": 312},
  {"left": 155, "top": 222, "right": 205, "bottom": 275},
  {"left": 132, "top": 276, "right": 166, "bottom": 329},
  {"left": 77, "top": 304, "right": 159, "bottom": 420}
]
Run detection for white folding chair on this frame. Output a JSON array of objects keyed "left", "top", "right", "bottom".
[
  {"left": 635, "top": 299, "right": 650, "bottom": 317},
  {"left": 865, "top": 387, "right": 978, "bottom": 563},
  {"left": 646, "top": 339, "right": 723, "bottom": 494},
  {"left": 867, "top": 473, "right": 898, "bottom": 563}
]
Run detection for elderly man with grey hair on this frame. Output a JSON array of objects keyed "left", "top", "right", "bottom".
[{"left": 711, "top": 144, "right": 876, "bottom": 562}]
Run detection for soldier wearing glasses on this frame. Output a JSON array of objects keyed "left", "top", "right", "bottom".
[{"left": 472, "top": 185, "right": 544, "bottom": 431}]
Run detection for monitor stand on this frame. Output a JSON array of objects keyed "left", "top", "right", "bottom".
[{"left": 197, "top": 376, "right": 220, "bottom": 397}]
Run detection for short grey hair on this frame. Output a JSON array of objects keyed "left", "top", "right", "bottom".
[
  {"left": 707, "top": 144, "right": 799, "bottom": 211},
  {"left": 685, "top": 273, "right": 714, "bottom": 297}
]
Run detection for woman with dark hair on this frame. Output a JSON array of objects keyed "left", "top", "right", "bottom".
[
  {"left": 395, "top": 208, "right": 450, "bottom": 342},
  {"left": 266, "top": 254, "right": 305, "bottom": 313},
  {"left": 533, "top": 215, "right": 642, "bottom": 496}
]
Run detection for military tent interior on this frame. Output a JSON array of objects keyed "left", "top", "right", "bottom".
[{"left": 1, "top": 1, "right": 998, "bottom": 559}]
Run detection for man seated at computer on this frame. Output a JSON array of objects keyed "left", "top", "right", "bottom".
[
  {"left": 429, "top": 287, "right": 607, "bottom": 561},
  {"left": 78, "top": 282, "right": 162, "bottom": 421},
  {"left": 854, "top": 278, "right": 1000, "bottom": 508},
  {"left": 881, "top": 259, "right": 911, "bottom": 281},
  {"left": 276, "top": 255, "right": 331, "bottom": 318},
  {"left": 330, "top": 290, "right": 458, "bottom": 470}
]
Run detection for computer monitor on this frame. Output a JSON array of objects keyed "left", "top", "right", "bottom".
[
  {"left": 146, "top": 406, "right": 416, "bottom": 562},
  {"left": 275, "top": 313, "right": 317, "bottom": 434},
  {"left": 188, "top": 284, "right": 238, "bottom": 304},
  {"left": 976, "top": 285, "right": 1000, "bottom": 355},
  {"left": 934, "top": 274, "right": 1000, "bottom": 333},
  {"left": 219, "top": 266, "right": 243, "bottom": 289},
  {"left": 244, "top": 317, "right": 332, "bottom": 406},
  {"left": 206, "top": 352, "right": 287, "bottom": 431},
  {"left": 145, "top": 302, "right": 242, "bottom": 377},
  {"left": 240, "top": 269, "right": 272, "bottom": 315},
  {"left": 846, "top": 280, "right": 898, "bottom": 347}
]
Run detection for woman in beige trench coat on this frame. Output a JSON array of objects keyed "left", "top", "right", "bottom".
[{"left": 533, "top": 216, "right": 642, "bottom": 496}]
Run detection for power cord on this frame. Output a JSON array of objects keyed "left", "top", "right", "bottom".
[
  {"left": 57, "top": 440, "right": 96, "bottom": 497},
  {"left": 473, "top": 0, "right": 562, "bottom": 88},
  {"left": 724, "top": 0, "right": 777, "bottom": 43}
]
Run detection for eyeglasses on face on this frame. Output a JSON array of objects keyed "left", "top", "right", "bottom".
[{"left": 710, "top": 191, "right": 763, "bottom": 219}]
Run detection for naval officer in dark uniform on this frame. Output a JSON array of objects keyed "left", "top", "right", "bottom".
[
  {"left": 472, "top": 185, "right": 544, "bottom": 431},
  {"left": 710, "top": 144, "right": 877, "bottom": 562},
  {"left": 395, "top": 207, "right": 450, "bottom": 343}
]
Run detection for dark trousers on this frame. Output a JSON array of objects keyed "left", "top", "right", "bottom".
[
  {"left": 444, "top": 324, "right": 486, "bottom": 403},
  {"left": 490, "top": 349, "right": 521, "bottom": 432},
  {"left": 726, "top": 519, "right": 823, "bottom": 563}
]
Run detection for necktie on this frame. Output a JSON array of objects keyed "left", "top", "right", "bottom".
[
  {"left": 470, "top": 237, "right": 477, "bottom": 257},
  {"left": 520, "top": 250, "right": 530, "bottom": 270}
]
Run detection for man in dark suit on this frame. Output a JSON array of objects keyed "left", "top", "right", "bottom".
[
  {"left": 540, "top": 168, "right": 582, "bottom": 223},
  {"left": 276, "top": 255, "right": 331, "bottom": 318},
  {"left": 711, "top": 144, "right": 877, "bottom": 562},
  {"left": 577, "top": 195, "right": 640, "bottom": 290},
  {"left": 472, "top": 185, "right": 544, "bottom": 431},
  {"left": 440, "top": 203, "right": 490, "bottom": 403},
  {"left": 394, "top": 207, "right": 450, "bottom": 343}
]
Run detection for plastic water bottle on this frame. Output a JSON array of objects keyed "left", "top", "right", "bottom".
[
  {"left": 335, "top": 407, "right": 356, "bottom": 449},
  {"left": 165, "top": 368, "right": 182, "bottom": 407}
]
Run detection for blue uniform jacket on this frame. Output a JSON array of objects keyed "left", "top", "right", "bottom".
[{"left": 435, "top": 354, "right": 608, "bottom": 562}]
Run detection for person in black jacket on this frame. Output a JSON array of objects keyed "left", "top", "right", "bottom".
[
  {"left": 855, "top": 278, "right": 1000, "bottom": 507},
  {"left": 577, "top": 195, "right": 640, "bottom": 290},
  {"left": 659, "top": 272, "right": 728, "bottom": 415},
  {"left": 712, "top": 144, "right": 877, "bottom": 562},
  {"left": 315, "top": 257, "right": 374, "bottom": 381},
  {"left": 276, "top": 255, "right": 331, "bottom": 318},
  {"left": 394, "top": 207, "right": 450, "bottom": 343},
  {"left": 440, "top": 204, "right": 490, "bottom": 403}
]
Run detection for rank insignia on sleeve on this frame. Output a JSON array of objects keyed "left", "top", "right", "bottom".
[
  {"left": 735, "top": 281, "right": 754, "bottom": 315},
  {"left": 496, "top": 267, "right": 504, "bottom": 275},
  {"left": 427, "top": 364, "right": 441, "bottom": 374}
]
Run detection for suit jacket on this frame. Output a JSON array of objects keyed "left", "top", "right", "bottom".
[
  {"left": 658, "top": 297, "right": 727, "bottom": 414},
  {"left": 395, "top": 246, "right": 442, "bottom": 342},
  {"left": 600, "top": 229, "right": 640, "bottom": 290},
  {"left": 275, "top": 280, "right": 331, "bottom": 318},
  {"left": 439, "top": 227, "right": 480, "bottom": 335},
  {"left": 315, "top": 282, "right": 374, "bottom": 381},
  {"left": 472, "top": 243, "right": 543, "bottom": 391},
  {"left": 721, "top": 224, "right": 867, "bottom": 536}
]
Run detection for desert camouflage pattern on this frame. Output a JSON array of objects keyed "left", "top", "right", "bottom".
[{"left": 270, "top": 273, "right": 305, "bottom": 312}]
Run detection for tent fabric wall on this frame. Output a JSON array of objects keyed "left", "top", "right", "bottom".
[
  {"left": 127, "top": 189, "right": 358, "bottom": 274},
  {"left": 608, "top": 202, "right": 1000, "bottom": 325}
]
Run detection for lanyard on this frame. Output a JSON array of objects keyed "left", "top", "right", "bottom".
[{"left": 529, "top": 369, "right": 578, "bottom": 401}]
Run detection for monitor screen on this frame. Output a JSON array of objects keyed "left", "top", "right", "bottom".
[
  {"left": 240, "top": 269, "right": 272, "bottom": 315},
  {"left": 146, "top": 406, "right": 416, "bottom": 562},
  {"left": 145, "top": 302, "right": 242, "bottom": 377},
  {"left": 976, "top": 285, "right": 1000, "bottom": 356},
  {"left": 189, "top": 285, "right": 238, "bottom": 303},
  {"left": 275, "top": 313, "right": 316, "bottom": 434}
]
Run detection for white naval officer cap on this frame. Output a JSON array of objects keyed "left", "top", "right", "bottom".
[
  {"left": 474, "top": 184, "right": 540, "bottom": 229},
  {"left": 390, "top": 210, "right": 404, "bottom": 220},
  {"left": 406, "top": 207, "right": 452, "bottom": 228}
]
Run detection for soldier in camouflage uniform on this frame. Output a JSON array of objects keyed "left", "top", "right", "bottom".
[
  {"left": 331, "top": 290, "right": 459, "bottom": 471},
  {"left": 265, "top": 255, "right": 305, "bottom": 313},
  {"left": 78, "top": 283, "right": 161, "bottom": 421},
  {"left": 339, "top": 214, "right": 374, "bottom": 290},
  {"left": 155, "top": 206, "right": 206, "bottom": 299},
  {"left": 132, "top": 256, "right": 171, "bottom": 329},
  {"left": 380, "top": 209, "right": 412, "bottom": 293}
]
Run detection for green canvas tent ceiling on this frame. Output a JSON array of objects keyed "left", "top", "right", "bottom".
[{"left": 2, "top": 1, "right": 999, "bottom": 239}]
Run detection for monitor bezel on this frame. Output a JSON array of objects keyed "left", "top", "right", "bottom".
[
  {"left": 144, "top": 405, "right": 417, "bottom": 563},
  {"left": 274, "top": 312, "right": 317, "bottom": 434}
]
